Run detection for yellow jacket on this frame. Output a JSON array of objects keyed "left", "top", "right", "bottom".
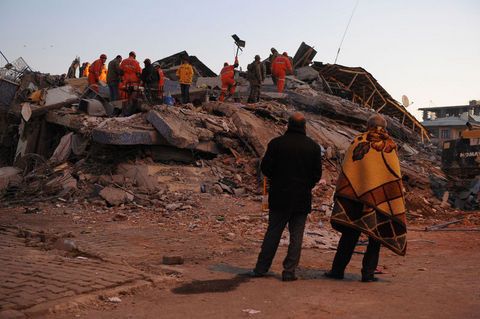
[{"left": 176, "top": 63, "right": 194, "bottom": 84}]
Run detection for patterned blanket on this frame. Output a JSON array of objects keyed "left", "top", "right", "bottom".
[{"left": 331, "top": 127, "right": 407, "bottom": 255}]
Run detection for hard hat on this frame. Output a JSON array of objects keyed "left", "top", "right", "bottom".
[
  {"left": 100, "top": 54, "right": 107, "bottom": 59},
  {"left": 129, "top": 51, "right": 136, "bottom": 57}
]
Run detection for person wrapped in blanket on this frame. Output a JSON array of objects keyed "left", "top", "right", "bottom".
[{"left": 325, "top": 114, "right": 407, "bottom": 282}]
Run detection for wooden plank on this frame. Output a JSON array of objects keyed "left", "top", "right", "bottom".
[
  {"left": 347, "top": 73, "right": 358, "bottom": 89},
  {"left": 338, "top": 68, "right": 365, "bottom": 75},
  {"left": 376, "top": 103, "right": 387, "bottom": 112}
]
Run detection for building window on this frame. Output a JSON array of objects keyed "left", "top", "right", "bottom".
[{"left": 440, "top": 129, "right": 450, "bottom": 139}]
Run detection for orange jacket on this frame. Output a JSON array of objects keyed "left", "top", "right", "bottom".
[
  {"left": 120, "top": 57, "right": 142, "bottom": 84},
  {"left": 88, "top": 59, "right": 104, "bottom": 82},
  {"left": 157, "top": 68, "right": 165, "bottom": 87},
  {"left": 271, "top": 55, "right": 292, "bottom": 77},
  {"left": 220, "top": 65, "right": 235, "bottom": 82}
]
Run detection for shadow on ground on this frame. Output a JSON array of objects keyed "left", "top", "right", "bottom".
[{"left": 171, "top": 275, "right": 250, "bottom": 294}]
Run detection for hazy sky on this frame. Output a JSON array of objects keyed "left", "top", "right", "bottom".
[{"left": 1, "top": 0, "right": 479, "bottom": 120}]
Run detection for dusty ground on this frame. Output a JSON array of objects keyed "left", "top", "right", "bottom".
[{"left": 1, "top": 195, "right": 479, "bottom": 319}]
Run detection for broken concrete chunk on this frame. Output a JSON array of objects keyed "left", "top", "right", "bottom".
[
  {"left": 295, "top": 66, "right": 320, "bottom": 82},
  {"left": 0, "top": 167, "right": 22, "bottom": 191},
  {"left": 147, "top": 110, "right": 199, "bottom": 149},
  {"left": 99, "top": 186, "right": 131, "bottom": 206},
  {"left": 44, "top": 85, "right": 78, "bottom": 106},
  {"left": 79, "top": 99, "right": 107, "bottom": 116},
  {"left": 50, "top": 132, "right": 73, "bottom": 164}
]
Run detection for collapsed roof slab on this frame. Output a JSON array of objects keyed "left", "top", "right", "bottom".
[
  {"left": 154, "top": 51, "right": 217, "bottom": 77},
  {"left": 313, "top": 63, "right": 429, "bottom": 142},
  {"left": 293, "top": 42, "right": 317, "bottom": 69}
]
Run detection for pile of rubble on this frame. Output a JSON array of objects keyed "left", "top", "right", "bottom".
[{"left": 0, "top": 44, "right": 478, "bottom": 227}]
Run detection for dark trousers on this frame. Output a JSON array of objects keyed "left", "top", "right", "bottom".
[
  {"left": 180, "top": 84, "right": 190, "bottom": 104},
  {"left": 108, "top": 83, "right": 119, "bottom": 101},
  {"left": 254, "top": 210, "right": 308, "bottom": 274},
  {"left": 248, "top": 83, "right": 261, "bottom": 103},
  {"left": 331, "top": 228, "right": 381, "bottom": 277}
]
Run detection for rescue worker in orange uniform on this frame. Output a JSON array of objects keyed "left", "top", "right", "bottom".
[
  {"left": 271, "top": 52, "right": 293, "bottom": 93},
  {"left": 120, "top": 51, "right": 142, "bottom": 98},
  {"left": 154, "top": 64, "right": 165, "bottom": 101},
  {"left": 88, "top": 54, "right": 107, "bottom": 92},
  {"left": 82, "top": 62, "right": 90, "bottom": 77},
  {"left": 219, "top": 57, "right": 239, "bottom": 102}
]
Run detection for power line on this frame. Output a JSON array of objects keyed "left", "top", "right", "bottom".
[{"left": 334, "top": 0, "right": 360, "bottom": 64}]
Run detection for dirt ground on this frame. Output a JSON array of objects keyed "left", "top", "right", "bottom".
[{"left": 1, "top": 195, "right": 480, "bottom": 319}]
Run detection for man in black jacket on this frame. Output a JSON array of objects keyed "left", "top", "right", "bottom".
[
  {"left": 141, "top": 58, "right": 158, "bottom": 102},
  {"left": 252, "top": 112, "right": 322, "bottom": 281}
]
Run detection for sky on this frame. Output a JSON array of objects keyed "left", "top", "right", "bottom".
[{"left": 1, "top": 0, "right": 479, "bottom": 120}]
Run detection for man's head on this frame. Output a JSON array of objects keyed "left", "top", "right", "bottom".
[
  {"left": 288, "top": 112, "right": 306, "bottom": 131},
  {"left": 129, "top": 51, "right": 136, "bottom": 58},
  {"left": 282, "top": 52, "right": 288, "bottom": 57},
  {"left": 254, "top": 55, "right": 261, "bottom": 62},
  {"left": 100, "top": 54, "right": 107, "bottom": 62},
  {"left": 116, "top": 55, "right": 122, "bottom": 61},
  {"left": 144, "top": 58, "right": 151, "bottom": 65},
  {"left": 271, "top": 48, "right": 278, "bottom": 54},
  {"left": 367, "top": 114, "right": 387, "bottom": 129},
  {"left": 224, "top": 62, "right": 229, "bottom": 67}
]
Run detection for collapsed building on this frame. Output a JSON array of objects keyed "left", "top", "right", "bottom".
[{"left": 0, "top": 43, "right": 472, "bottom": 216}]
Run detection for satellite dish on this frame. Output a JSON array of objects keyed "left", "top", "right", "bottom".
[{"left": 402, "top": 95, "right": 410, "bottom": 107}]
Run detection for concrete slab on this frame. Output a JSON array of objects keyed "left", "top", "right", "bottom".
[
  {"left": 147, "top": 110, "right": 199, "bottom": 149},
  {"left": 44, "top": 86, "right": 78, "bottom": 106}
]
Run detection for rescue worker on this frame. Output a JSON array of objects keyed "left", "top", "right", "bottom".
[
  {"left": 107, "top": 55, "right": 123, "bottom": 101},
  {"left": 271, "top": 52, "right": 293, "bottom": 93},
  {"left": 82, "top": 62, "right": 90, "bottom": 77},
  {"left": 79, "top": 62, "right": 87, "bottom": 78},
  {"left": 88, "top": 54, "right": 107, "bottom": 92},
  {"left": 219, "top": 57, "right": 239, "bottom": 102},
  {"left": 141, "top": 59, "right": 157, "bottom": 102},
  {"left": 120, "top": 51, "right": 142, "bottom": 99},
  {"left": 268, "top": 48, "right": 279, "bottom": 85},
  {"left": 247, "top": 55, "right": 266, "bottom": 103},
  {"left": 67, "top": 58, "right": 80, "bottom": 78},
  {"left": 176, "top": 56, "right": 194, "bottom": 104},
  {"left": 155, "top": 64, "right": 166, "bottom": 101}
]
